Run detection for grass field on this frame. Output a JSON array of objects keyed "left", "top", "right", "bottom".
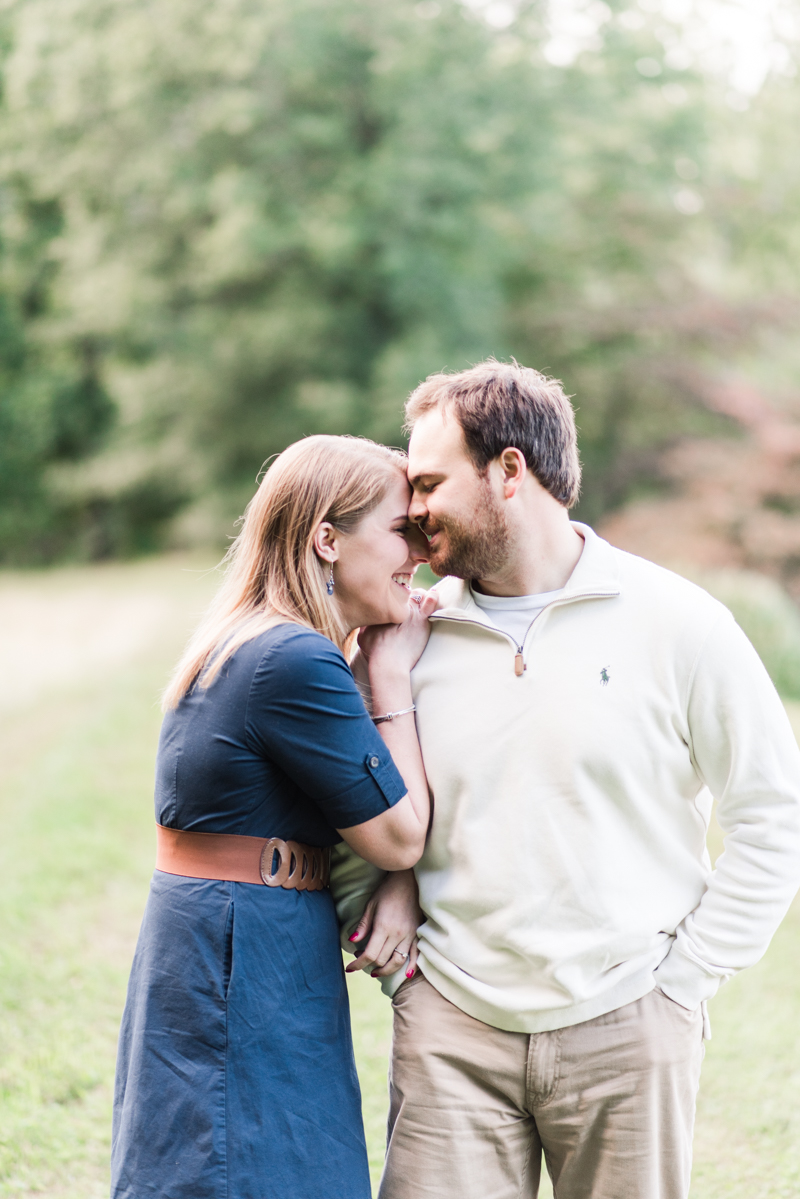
[{"left": 1, "top": 556, "right": 799, "bottom": 1197}]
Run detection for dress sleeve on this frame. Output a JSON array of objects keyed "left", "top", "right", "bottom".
[{"left": 245, "top": 627, "right": 407, "bottom": 828}]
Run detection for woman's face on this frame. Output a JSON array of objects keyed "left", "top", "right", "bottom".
[{"left": 331, "top": 473, "right": 430, "bottom": 631}]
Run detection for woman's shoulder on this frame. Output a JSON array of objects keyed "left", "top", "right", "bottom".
[
  {"left": 249, "top": 623, "right": 349, "bottom": 682},
  {"left": 244, "top": 624, "right": 363, "bottom": 727},
  {"left": 252, "top": 621, "right": 343, "bottom": 656}
]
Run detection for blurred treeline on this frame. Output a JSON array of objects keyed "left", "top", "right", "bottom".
[{"left": 1, "top": 0, "right": 799, "bottom": 562}]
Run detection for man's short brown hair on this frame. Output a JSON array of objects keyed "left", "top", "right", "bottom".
[{"left": 404, "top": 359, "right": 581, "bottom": 508}]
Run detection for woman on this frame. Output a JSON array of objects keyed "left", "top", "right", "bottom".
[{"left": 111, "top": 435, "right": 435, "bottom": 1199}]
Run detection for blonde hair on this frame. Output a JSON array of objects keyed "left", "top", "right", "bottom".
[{"left": 163, "top": 435, "right": 407, "bottom": 710}]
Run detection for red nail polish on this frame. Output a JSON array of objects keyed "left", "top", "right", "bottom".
[
  {"left": 406, "top": 968, "right": 414, "bottom": 978},
  {"left": 348, "top": 933, "right": 358, "bottom": 941}
]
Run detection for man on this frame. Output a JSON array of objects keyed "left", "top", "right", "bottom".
[{"left": 379, "top": 360, "right": 800, "bottom": 1199}]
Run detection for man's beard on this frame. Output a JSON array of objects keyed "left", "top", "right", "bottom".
[{"left": 423, "top": 479, "right": 510, "bottom": 581}]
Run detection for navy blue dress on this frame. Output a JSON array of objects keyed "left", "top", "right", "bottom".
[{"left": 111, "top": 625, "right": 405, "bottom": 1199}]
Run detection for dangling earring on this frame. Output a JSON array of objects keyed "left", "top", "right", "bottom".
[{"left": 326, "top": 564, "right": 335, "bottom": 596}]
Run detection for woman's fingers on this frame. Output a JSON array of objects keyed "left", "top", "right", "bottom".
[
  {"left": 406, "top": 936, "right": 420, "bottom": 979},
  {"left": 345, "top": 930, "right": 390, "bottom": 973},
  {"left": 368, "top": 930, "right": 406, "bottom": 971},
  {"left": 418, "top": 590, "right": 439, "bottom": 615},
  {"left": 409, "top": 589, "right": 438, "bottom": 619},
  {"left": 345, "top": 951, "right": 375, "bottom": 974},
  {"left": 345, "top": 928, "right": 415, "bottom": 977},
  {"left": 347, "top": 897, "right": 376, "bottom": 946},
  {"left": 347, "top": 916, "right": 368, "bottom": 945},
  {"left": 370, "top": 936, "right": 416, "bottom": 978}
]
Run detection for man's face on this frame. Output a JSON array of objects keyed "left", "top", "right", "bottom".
[{"left": 407, "top": 407, "right": 509, "bottom": 580}]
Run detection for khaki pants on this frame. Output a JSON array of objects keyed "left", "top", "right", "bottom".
[{"left": 379, "top": 973, "right": 704, "bottom": 1199}]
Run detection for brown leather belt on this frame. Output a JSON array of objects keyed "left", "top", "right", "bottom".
[{"left": 155, "top": 825, "right": 331, "bottom": 891}]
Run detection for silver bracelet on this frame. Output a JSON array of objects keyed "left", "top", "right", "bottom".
[{"left": 372, "top": 704, "right": 416, "bottom": 725}]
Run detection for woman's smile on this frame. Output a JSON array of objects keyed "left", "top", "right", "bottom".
[{"left": 328, "top": 474, "right": 429, "bottom": 630}]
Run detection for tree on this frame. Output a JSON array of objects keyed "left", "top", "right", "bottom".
[{"left": 0, "top": 0, "right": 797, "bottom": 558}]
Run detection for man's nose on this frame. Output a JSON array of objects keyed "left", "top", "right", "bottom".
[
  {"left": 408, "top": 491, "right": 427, "bottom": 525},
  {"left": 405, "top": 523, "right": 430, "bottom": 563}
]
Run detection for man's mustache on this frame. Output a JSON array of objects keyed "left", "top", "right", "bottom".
[{"left": 418, "top": 517, "right": 444, "bottom": 539}]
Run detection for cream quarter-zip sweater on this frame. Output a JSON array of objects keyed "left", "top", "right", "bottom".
[{"left": 409, "top": 524, "right": 800, "bottom": 1033}]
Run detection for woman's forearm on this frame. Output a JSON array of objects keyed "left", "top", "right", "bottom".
[
  {"left": 368, "top": 662, "right": 430, "bottom": 832},
  {"left": 339, "top": 595, "right": 436, "bottom": 869}
]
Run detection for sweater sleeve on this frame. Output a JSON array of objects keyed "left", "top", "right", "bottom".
[{"left": 654, "top": 611, "right": 800, "bottom": 1009}]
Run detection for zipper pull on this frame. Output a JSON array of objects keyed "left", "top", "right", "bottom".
[{"left": 514, "top": 651, "right": 525, "bottom": 677}]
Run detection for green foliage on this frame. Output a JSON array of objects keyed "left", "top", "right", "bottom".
[
  {"left": 0, "top": 0, "right": 797, "bottom": 558},
  {"left": 0, "top": 184, "right": 116, "bottom": 559}
]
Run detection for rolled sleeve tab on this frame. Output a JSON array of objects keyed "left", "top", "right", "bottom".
[{"left": 365, "top": 750, "right": 406, "bottom": 805}]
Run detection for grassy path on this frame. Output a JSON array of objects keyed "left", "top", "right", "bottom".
[{"left": 0, "top": 558, "right": 799, "bottom": 1196}]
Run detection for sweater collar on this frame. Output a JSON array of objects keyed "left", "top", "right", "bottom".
[{"left": 430, "top": 522, "right": 621, "bottom": 620}]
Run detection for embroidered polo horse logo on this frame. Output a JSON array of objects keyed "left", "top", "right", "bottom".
[{"left": 600, "top": 666, "right": 610, "bottom": 686}]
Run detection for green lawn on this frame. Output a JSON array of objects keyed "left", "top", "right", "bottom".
[{"left": 0, "top": 557, "right": 799, "bottom": 1197}]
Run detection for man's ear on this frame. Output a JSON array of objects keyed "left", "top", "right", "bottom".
[
  {"left": 312, "top": 521, "right": 339, "bottom": 563},
  {"left": 499, "top": 448, "right": 527, "bottom": 500}
]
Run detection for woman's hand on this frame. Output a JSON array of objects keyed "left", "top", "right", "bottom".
[
  {"left": 345, "top": 869, "right": 424, "bottom": 979},
  {"left": 358, "top": 589, "right": 438, "bottom": 676}
]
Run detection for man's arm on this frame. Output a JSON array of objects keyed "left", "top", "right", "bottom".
[{"left": 654, "top": 611, "right": 800, "bottom": 1009}]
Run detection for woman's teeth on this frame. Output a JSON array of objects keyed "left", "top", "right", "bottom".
[{"left": 392, "top": 574, "right": 412, "bottom": 590}]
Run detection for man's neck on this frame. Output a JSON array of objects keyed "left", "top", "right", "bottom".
[{"left": 472, "top": 515, "right": 584, "bottom": 599}]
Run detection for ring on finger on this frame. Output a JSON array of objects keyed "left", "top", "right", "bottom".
[{"left": 391, "top": 948, "right": 409, "bottom": 960}]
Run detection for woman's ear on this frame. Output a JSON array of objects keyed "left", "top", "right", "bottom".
[{"left": 312, "top": 521, "right": 339, "bottom": 564}]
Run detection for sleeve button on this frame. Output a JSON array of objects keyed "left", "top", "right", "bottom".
[{"left": 369, "top": 756, "right": 380, "bottom": 769}]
